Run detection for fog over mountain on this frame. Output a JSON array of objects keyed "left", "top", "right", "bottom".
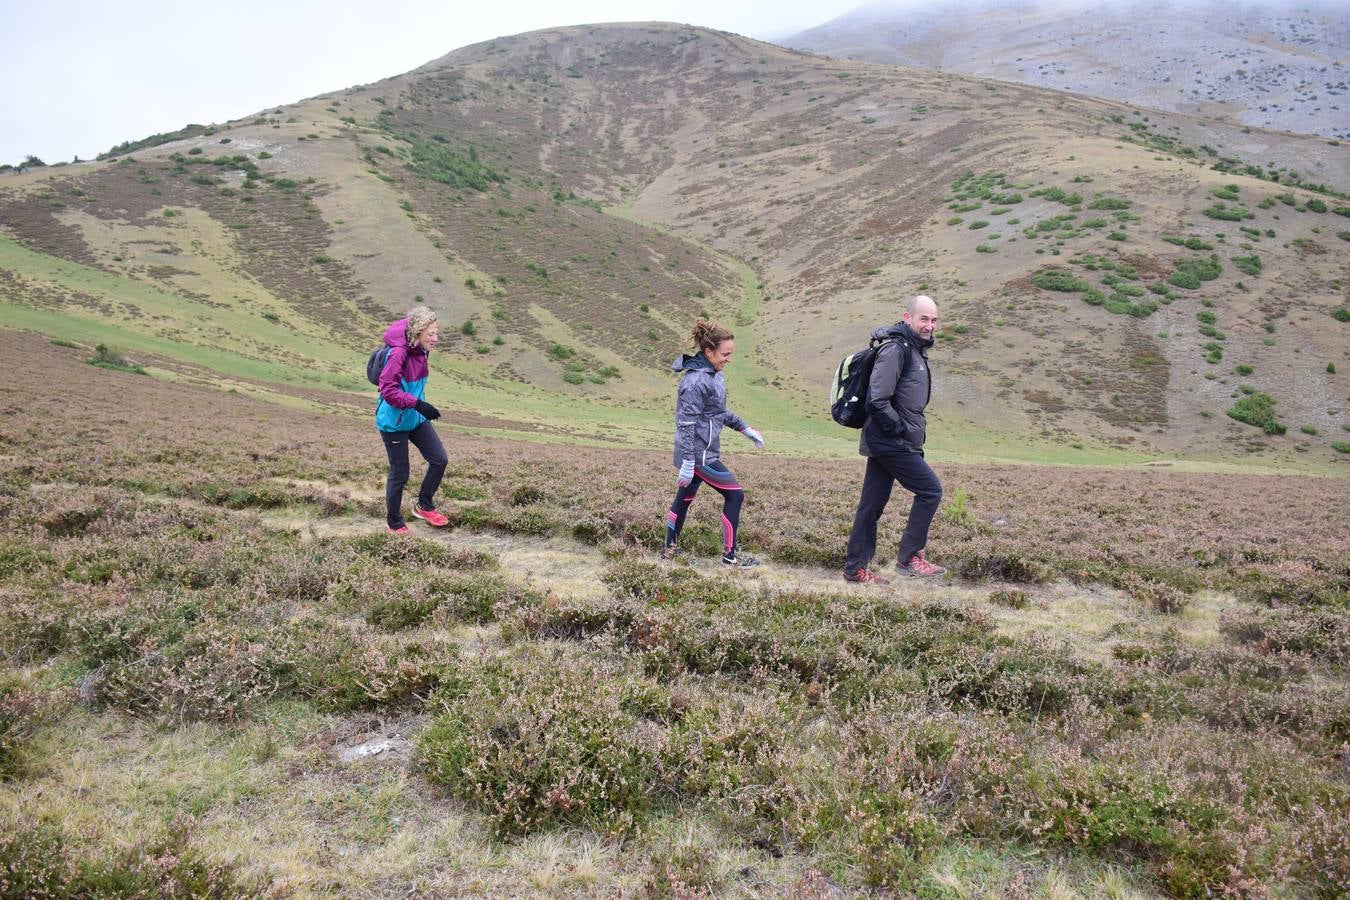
[{"left": 785, "top": 0, "right": 1350, "bottom": 138}]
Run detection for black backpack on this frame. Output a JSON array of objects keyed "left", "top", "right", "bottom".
[
  {"left": 366, "top": 346, "right": 393, "bottom": 385},
  {"left": 829, "top": 335, "right": 909, "bottom": 428}
]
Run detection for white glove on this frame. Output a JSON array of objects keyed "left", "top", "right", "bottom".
[
  {"left": 677, "top": 459, "right": 695, "bottom": 487},
  {"left": 741, "top": 426, "right": 764, "bottom": 449}
]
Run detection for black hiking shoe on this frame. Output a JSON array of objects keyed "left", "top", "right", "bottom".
[{"left": 721, "top": 551, "right": 760, "bottom": 569}]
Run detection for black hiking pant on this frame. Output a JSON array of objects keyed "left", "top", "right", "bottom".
[
  {"left": 844, "top": 448, "right": 942, "bottom": 575},
  {"left": 380, "top": 421, "right": 448, "bottom": 528},
  {"left": 664, "top": 461, "right": 744, "bottom": 556}
]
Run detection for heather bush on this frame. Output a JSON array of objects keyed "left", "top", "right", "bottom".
[
  {"left": 1290, "top": 803, "right": 1350, "bottom": 897},
  {"left": 81, "top": 603, "right": 288, "bottom": 721},
  {"left": 947, "top": 543, "right": 1053, "bottom": 583},
  {"left": 0, "top": 677, "right": 55, "bottom": 782},
  {"left": 644, "top": 839, "right": 721, "bottom": 897},
  {"left": 1231, "top": 567, "right": 1348, "bottom": 608},
  {"left": 1222, "top": 606, "right": 1350, "bottom": 663},
  {"left": 990, "top": 756, "right": 1258, "bottom": 895},
  {"left": 0, "top": 817, "right": 264, "bottom": 897},
  {"left": 281, "top": 613, "right": 461, "bottom": 711},
  {"left": 419, "top": 648, "right": 673, "bottom": 836},
  {"left": 1117, "top": 570, "right": 1191, "bottom": 614},
  {"left": 987, "top": 588, "right": 1030, "bottom": 608}
]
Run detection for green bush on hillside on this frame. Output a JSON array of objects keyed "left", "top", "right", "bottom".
[
  {"left": 1168, "top": 256, "right": 1222, "bottom": 290},
  {"left": 1033, "top": 269, "right": 1089, "bottom": 292},
  {"left": 1227, "top": 392, "right": 1285, "bottom": 435},
  {"left": 1203, "top": 203, "right": 1251, "bottom": 221},
  {"left": 405, "top": 137, "right": 505, "bottom": 191},
  {"left": 1163, "top": 235, "right": 1213, "bottom": 251},
  {"left": 87, "top": 344, "right": 147, "bottom": 375}
]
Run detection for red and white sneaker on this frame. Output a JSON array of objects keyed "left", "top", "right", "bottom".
[
  {"left": 412, "top": 506, "right": 450, "bottom": 527},
  {"left": 844, "top": 567, "right": 891, "bottom": 585},
  {"left": 387, "top": 524, "right": 411, "bottom": 534},
  {"left": 898, "top": 551, "right": 947, "bottom": 578}
]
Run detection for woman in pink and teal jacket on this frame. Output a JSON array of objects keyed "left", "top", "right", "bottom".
[{"left": 376, "top": 306, "right": 449, "bottom": 533}]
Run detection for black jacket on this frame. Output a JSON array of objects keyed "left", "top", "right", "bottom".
[{"left": 859, "top": 322, "right": 933, "bottom": 456}]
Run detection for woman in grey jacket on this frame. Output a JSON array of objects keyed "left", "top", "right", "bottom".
[{"left": 663, "top": 318, "right": 764, "bottom": 567}]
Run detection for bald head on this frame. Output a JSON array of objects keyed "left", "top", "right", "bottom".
[
  {"left": 904, "top": 295, "right": 938, "bottom": 340},
  {"left": 908, "top": 295, "right": 937, "bottom": 317}
]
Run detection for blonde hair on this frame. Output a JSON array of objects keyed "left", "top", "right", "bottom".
[
  {"left": 405, "top": 306, "right": 438, "bottom": 345},
  {"left": 691, "top": 318, "right": 733, "bottom": 353}
]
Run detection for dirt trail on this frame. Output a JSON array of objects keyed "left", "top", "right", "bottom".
[{"left": 269, "top": 510, "right": 1236, "bottom": 664}]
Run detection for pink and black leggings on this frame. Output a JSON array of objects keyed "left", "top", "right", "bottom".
[{"left": 664, "top": 460, "right": 744, "bottom": 555}]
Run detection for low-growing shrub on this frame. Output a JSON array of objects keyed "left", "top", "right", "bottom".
[
  {"left": 950, "top": 547, "right": 1052, "bottom": 584},
  {"left": 1088, "top": 196, "right": 1131, "bottom": 210},
  {"left": 1033, "top": 269, "right": 1088, "bottom": 292},
  {"left": 87, "top": 343, "right": 147, "bottom": 375},
  {"left": 1227, "top": 392, "right": 1285, "bottom": 435},
  {"left": 419, "top": 650, "right": 671, "bottom": 836},
  {"left": 285, "top": 615, "right": 460, "bottom": 711},
  {"left": 987, "top": 589, "right": 1030, "bottom": 609},
  {"left": 0, "top": 819, "right": 267, "bottom": 897},
  {"left": 1202, "top": 202, "right": 1250, "bottom": 221},
  {"left": 0, "top": 679, "right": 52, "bottom": 781}
]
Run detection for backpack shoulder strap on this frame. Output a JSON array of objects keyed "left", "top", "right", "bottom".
[{"left": 870, "top": 335, "right": 912, "bottom": 379}]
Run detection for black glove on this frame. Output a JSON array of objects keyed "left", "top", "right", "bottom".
[{"left": 414, "top": 399, "right": 441, "bottom": 420}]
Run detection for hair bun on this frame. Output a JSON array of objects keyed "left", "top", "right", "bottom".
[{"left": 691, "top": 317, "right": 733, "bottom": 353}]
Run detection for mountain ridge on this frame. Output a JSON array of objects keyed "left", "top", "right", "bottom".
[
  {"left": 1, "top": 21, "right": 1347, "bottom": 467},
  {"left": 785, "top": 0, "right": 1350, "bottom": 139}
]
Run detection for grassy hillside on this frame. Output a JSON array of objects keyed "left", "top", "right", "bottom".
[
  {"left": 1, "top": 23, "right": 1347, "bottom": 469},
  {"left": 1, "top": 331, "right": 1347, "bottom": 897}
]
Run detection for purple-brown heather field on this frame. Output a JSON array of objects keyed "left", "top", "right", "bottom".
[{"left": 2, "top": 331, "right": 1347, "bottom": 896}]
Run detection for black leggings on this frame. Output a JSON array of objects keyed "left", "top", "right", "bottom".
[
  {"left": 380, "top": 421, "right": 448, "bottom": 528},
  {"left": 664, "top": 460, "right": 744, "bottom": 555}
]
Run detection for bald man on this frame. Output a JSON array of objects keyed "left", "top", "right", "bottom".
[{"left": 843, "top": 295, "right": 947, "bottom": 584}]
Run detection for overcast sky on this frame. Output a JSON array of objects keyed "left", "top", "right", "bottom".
[{"left": 0, "top": 0, "right": 867, "bottom": 165}]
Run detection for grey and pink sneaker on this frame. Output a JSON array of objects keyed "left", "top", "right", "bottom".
[
  {"left": 844, "top": 567, "right": 891, "bottom": 585},
  {"left": 898, "top": 551, "right": 946, "bottom": 578}
]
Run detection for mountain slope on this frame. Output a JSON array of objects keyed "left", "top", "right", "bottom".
[
  {"left": 785, "top": 0, "right": 1350, "bottom": 140},
  {"left": 1, "top": 22, "right": 1347, "bottom": 465}
]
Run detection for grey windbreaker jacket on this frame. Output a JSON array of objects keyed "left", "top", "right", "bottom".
[
  {"left": 672, "top": 353, "right": 748, "bottom": 467},
  {"left": 859, "top": 322, "right": 933, "bottom": 456}
]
